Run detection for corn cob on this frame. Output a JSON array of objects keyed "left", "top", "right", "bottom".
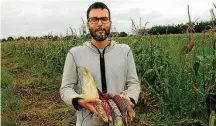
[
  {"left": 112, "top": 95, "right": 127, "bottom": 122},
  {"left": 108, "top": 99, "right": 123, "bottom": 126},
  {"left": 122, "top": 97, "right": 135, "bottom": 120},
  {"left": 103, "top": 93, "right": 114, "bottom": 100},
  {"left": 120, "top": 92, "right": 136, "bottom": 121},
  {"left": 95, "top": 101, "right": 109, "bottom": 123},
  {"left": 97, "top": 88, "right": 114, "bottom": 122},
  {"left": 101, "top": 101, "right": 112, "bottom": 122}
]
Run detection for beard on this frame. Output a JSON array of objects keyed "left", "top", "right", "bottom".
[{"left": 89, "top": 27, "right": 110, "bottom": 42}]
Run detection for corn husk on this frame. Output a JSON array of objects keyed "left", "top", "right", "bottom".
[{"left": 71, "top": 67, "right": 109, "bottom": 122}]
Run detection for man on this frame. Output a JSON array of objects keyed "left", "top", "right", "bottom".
[{"left": 60, "top": 2, "right": 140, "bottom": 126}]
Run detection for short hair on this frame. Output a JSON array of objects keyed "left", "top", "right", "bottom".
[{"left": 87, "top": 2, "right": 111, "bottom": 20}]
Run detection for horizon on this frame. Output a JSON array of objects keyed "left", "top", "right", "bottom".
[{"left": 0, "top": 19, "right": 214, "bottom": 39}]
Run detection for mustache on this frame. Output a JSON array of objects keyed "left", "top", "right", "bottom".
[{"left": 95, "top": 27, "right": 106, "bottom": 32}]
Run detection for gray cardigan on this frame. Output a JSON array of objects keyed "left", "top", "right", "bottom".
[{"left": 60, "top": 40, "right": 140, "bottom": 126}]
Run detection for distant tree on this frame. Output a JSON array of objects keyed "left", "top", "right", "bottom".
[
  {"left": 195, "top": 21, "right": 211, "bottom": 32},
  {"left": 17, "top": 36, "right": 25, "bottom": 41},
  {"left": 26, "top": 36, "right": 32, "bottom": 40},
  {"left": 7, "top": 36, "right": 14, "bottom": 41},
  {"left": 32, "top": 37, "right": 38, "bottom": 40},
  {"left": 1, "top": 38, "right": 6, "bottom": 42},
  {"left": 52, "top": 35, "right": 59, "bottom": 41},
  {"left": 119, "top": 32, "right": 127, "bottom": 37},
  {"left": 35, "top": 37, "right": 39, "bottom": 40},
  {"left": 129, "top": 34, "right": 133, "bottom": 37},
  {"left": 43, "top": 35, "right": 53, "bottom": 40},
  {"left": 147, "top": 20, "right": 214, "bottom": 35},
  {"left": 110, "top": 32, "right": 119, "bottom": 37},
  {"left": 63, "top": 35, "right": 77, "bottom": 41}
]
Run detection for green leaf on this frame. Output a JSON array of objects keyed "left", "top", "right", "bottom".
[
  {"left": 197, "top": 56, "right": 204, "bottom": 62},
  {"left": 209, "top": 110, "right": 215, "bottom": 126}
]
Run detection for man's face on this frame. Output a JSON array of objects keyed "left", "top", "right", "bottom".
[{"left": 87, "top": 8, "right": 111, "bottom": 42}]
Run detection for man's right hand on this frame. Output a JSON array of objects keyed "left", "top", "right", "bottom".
[{"left": 78, "top": 97, "right": 100, "bottom": 116}]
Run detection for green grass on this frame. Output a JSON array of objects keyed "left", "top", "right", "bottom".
[
  {"left": 1, "top": 66, "right": 22, "bottom": 126},
  {"left": 1, "top": 67, "right": 22, "bottom": 110},
  {"left": 1, "top": 41, "right": 73, "bottom": 125}
]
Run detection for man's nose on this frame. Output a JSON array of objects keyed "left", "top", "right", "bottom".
[{"left": 97, "top": 19, "right": 103, "bottom": 26}]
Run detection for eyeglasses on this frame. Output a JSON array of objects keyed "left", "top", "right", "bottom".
[{"left": 88, "top": 17, "right": 110, "bottom": 24}]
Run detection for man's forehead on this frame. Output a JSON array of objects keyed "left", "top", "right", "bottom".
[{"left": 89, "top": 8, "right": 109, "bottom": 18}]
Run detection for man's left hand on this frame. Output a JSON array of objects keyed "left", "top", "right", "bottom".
[
  {"left": 128, "top": 99, "right": 135, "bottom": 108},
  {"left": 120, "top": 91, "right": 135, "bottom": 108}
]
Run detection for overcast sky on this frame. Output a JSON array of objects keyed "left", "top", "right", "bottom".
[{"left": 1, "top": 0, "right": 216, "bottom": 38}]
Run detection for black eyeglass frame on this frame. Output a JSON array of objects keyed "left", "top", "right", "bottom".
[{"left": 87, "top": 17, "right": 111, "bottom": 24}]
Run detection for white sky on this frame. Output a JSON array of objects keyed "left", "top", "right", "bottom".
[{"left": 1, "top": 0, "right": 216, "bottom": 38}]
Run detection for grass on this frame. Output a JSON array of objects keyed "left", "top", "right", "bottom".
[
  {"left": 1, "top": 33, "right": 215, "bottom": 125},
  {"left": 1, "top": 66, "right": 22, "bottom": 125},
  {"left": 1, "top": 43, "right": 75, "bottom": 126}
]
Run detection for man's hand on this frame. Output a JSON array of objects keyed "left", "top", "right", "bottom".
[
  {"left": 120, "top": 91, "right": 135, "bottom": 108},
  {"left": 128, "top": 99, "right": 135, "bottom": 108},
  {"left": 78, "top": 97, "right": 100, "bottom": 115}
]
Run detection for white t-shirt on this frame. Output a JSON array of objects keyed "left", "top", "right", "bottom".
[{"left": 99, "top": 49, "right": 103, "bottom": 53}]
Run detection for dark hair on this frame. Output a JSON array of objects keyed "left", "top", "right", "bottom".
[{"left": 87, "top": 2, "right": 111, "bottom": 20}]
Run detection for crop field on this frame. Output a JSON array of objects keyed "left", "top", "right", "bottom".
[{"left": 1, "top": 32, "right": 216, "bottom": 125}]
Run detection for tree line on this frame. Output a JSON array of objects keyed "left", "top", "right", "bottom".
[
  {"left": 147, "top": 20, "right": 215, "bottom": 35},
  {"left": 1, "top": 20, "right": 215, "bottom": 42}
]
